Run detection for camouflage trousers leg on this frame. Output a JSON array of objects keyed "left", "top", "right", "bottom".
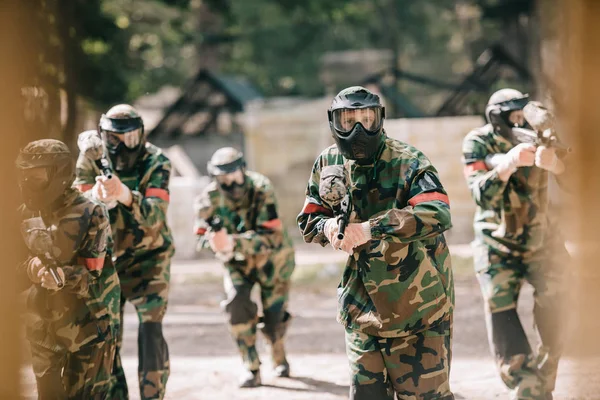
[
  {"left": 475, "top": 248, "right": 566, "bottom": 400},
  {"left": 345, "top": 318, "right": 454, "bottom": 400},
  {"left": 258, "top": 278, "right": 292, "bottom": 367},
  {"left": 527, "top": 258, "right": 567, "bottom": 395},
  {"left": 222, "top": 268, "right": 260, "bottom": 371},
  {"left": 111, "top": 253, "right": 171, "bottom": 400},
  {"left": 30, "top": 338, "right": 117, "bottom": 400}
]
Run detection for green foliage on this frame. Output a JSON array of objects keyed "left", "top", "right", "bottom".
[
  {"left": 96, "top": 0, "right": 199, "bottom": 103},
  {"left": 207, "top": 0, "right": 495, "bottom": 102},
  {"left": 33, "top": 0, "right": 505, "bottom": 109}
]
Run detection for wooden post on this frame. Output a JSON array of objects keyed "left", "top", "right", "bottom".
[
  {"left": 561, "top": 0, "right": 600, "bottom": 395},
  {"left": 0, "top": 0, "right": 38, "bottom": 398}
]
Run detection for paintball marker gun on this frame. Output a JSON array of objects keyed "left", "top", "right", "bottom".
[
  {"left": 199, "top": 215, "right": 224, "bottom": 249},
  {"left": 319, "top": 165, "right": 351, "bottom": 241},
  {"left": 77, "top": 130, "right": 113, "bottom": 179},
  {"left": 512, "top": 101, "right": 572, "bottom": 153},
  {"left": 21, "top": 217, "right": 64, "bottom": 289}
]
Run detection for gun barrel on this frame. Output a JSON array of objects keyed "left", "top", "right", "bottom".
[
  {"left": 198, "top": 216, "right": 224, "bottom": 250},
  {"left": 337, "top": 217, "right": 347, "bottom": 241},
  {"left": 552, "top": 139, "right": 573, "bottom": 153},
  {"left": 95, "top": 159, "right": 113, "bottom": 179},
  {"left": 47, "top": 265, "right": 64, "bottom": 288}
]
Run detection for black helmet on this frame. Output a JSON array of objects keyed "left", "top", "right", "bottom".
[
  {"left": 485, "top": 88, "right": 530, "bottom": 139},
  {"left": 328, "top": 86, "right": 385, "bottom": 162},
  {"left": 99, "top": 104, "right": 145, "bottom": 172},
  {"left": 16, "top": 139, "right": 75, "bottom": 211}
]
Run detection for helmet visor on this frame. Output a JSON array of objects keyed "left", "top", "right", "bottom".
[
  {"left": 18, "top": 167, "right": 51, "bottom": 190},
  {"left": 496, "top": 96, "right": 529, "bottom": 113},
  {"left": 102, "top": 128, "right": 143, "bottom": 151},
  {"left": 100, "top": 115, "right": 143, "bottom": 133},
  {"left": 208, "top": 157, "right": 245, "bottom": 176},
  {"left": 215, "top": 170, "right": 245, "bottom": 186},
  {"left": 332, "top": 107, "right": 383, "bottom": 135}
]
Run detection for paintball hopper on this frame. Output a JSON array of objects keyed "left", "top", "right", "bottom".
[
  {"left": 319, "top": 165, "right": 351, "bottom": 241},
  {"left": 21, "top": 218, "right": 64, "bottom": 288},
  {"left": 318, "top": 165, "right": 347, "bottom": 206},
  {"left": 523, "top": 101, "right": 554, "bottom": 132},
  {"left": 77, "top": 130, "right": 113, "bottom": 178},
  {"left": 521, "top": 101, "right": 572, "bottom": 152},
  {"left": 21, "top": 218, "right": 55, "bottom": 255},
  {"left": 78, "top": 130, "right": 104, "bottom": 161}
]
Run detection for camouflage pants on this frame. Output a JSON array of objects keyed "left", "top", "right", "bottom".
[
  {"left": 474, "top": 245, "right": 567, "bottom": 400},
  {"left": 345, "top": 319, "right": 453, "bottom": 400},
  {"left": 222, "top": 250, "right": 295, "bottom": 372},
  {"left": 30, "top": 338, "right": 117, "bottom": 400},
  {"left": 110, "top": 251, "right": 171, "bottom": 400}
]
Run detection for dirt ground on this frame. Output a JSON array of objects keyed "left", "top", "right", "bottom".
[{"left": 20, "top": 243, "right": 600, "bottom": 399}]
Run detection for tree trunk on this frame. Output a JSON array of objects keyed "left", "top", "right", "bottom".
[{"left": 56, "top": 0, "right": 78, "bottom": 146}]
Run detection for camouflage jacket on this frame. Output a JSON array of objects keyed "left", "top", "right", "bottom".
[
  {"left": 297, "top": 137, "right": 454, "bottom": 338},
  {"left": 74, "top": 143, "right": 175, "bottom": 263},
  {"left": 462, "top": 124, "right": 565, "bottom": 258},
  {"left": 18, "top": 189, "right": 121, "bottom": 352},
  {"left": 194, "top": 171, "right": 295, "bottom": 275}
]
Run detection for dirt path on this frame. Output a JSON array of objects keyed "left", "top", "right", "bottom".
[{"left": 20, "top": 245, "right": 600, "bottom": 399}]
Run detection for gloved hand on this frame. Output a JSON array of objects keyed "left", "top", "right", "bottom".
[
  {"left": 339, "top": 222, "right": 371, "bottom": 253},
  {"left": 323, "top": 218, "right": 342, "bottom": 251},
  {"left": 27, "top": 257, "right": 44, "bottom": 284},
  {"left": 208, "top": 229, "right": 234, "bottom": 253},
  {"left": 494, "top": 143, "right": 537, "bottom": 181},
  {"left": 93, "top": 175, "right": 132, "bottom": 206},
  {"left": 38, "top": 267, "right": 65, "bottom": 291},
  {"left": 535, "top": 146, "right": 565, "bottom": 174}
]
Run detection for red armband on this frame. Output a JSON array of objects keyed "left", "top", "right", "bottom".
[
  {"left": 463, "top": 160, "right": 488, "bottom": 177},
  {"left": 77, "top": 257, "right": 105, "bottom": 271},
  {"left": 145, "top": 188, "right": 170, "bottom": 202},
  {"left": 408, "top": 192, "right": 450, "bottom": 207}
]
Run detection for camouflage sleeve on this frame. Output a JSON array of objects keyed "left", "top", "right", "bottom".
[
  {"left": 62, "top": 204, "right": 110, "bottom": 297},
  {"left": 231, "top": 179, "right": 286, "bottom": 255},
  {"left": 16, "top": 257, "right": 35, "bottom": 291},
  {"left": 462, "top": 133, "right": 508, "bottom": 209},
  {"left": 369, "top": 156, "right": 452, "bottom": 243},
  {"left": 127, "top": 157, "right": 171, "bottom": 228},
  {"left": 193, "top": 189, "right": 213, "bottom": 251},
  {"left": 73, "top": 152, "right": 100, "bottom": 193},
  {"left": 296, "top": 156, "right": 334, "bottom": 247}
]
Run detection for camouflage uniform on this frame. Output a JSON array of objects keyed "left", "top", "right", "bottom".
[
  {"left": 75, "top": 142, "right": 174, "bottom": 399},
  {"left": 194, "top": 170, "right": 295, "bottom": 378},
  {"left": 298, "top": 138, "right": 455, "bottom": 400},
  {"left": 462, "top": 123, "right": 568, "bottom": 399},
  {"left": 18, "top": 186, "right": 120, "bottom": 399}
]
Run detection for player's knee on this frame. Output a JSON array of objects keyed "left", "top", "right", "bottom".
[
  {"left": 259, "top": 310, "right": 291, "bottom": 342},
  {"left": 138, "top": 322, "right": 169, "bottom": 372},
  {"left": 222, "top": 291, "right": 257, "bottom": 325}
]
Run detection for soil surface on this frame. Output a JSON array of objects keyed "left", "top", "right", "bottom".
[{"left": 20, "top": 243, "right": 600, "bottom": 399}]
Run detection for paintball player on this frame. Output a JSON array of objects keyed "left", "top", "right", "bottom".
[
  {"left": 16, "top": 139, "right": 120, "bottom": 399},
  {"left": 297, "top": 86, "right": 454, "bottom": 400},
  {"left": 193, "top": 147, "right": 296, "bottom": 388},
  {"left": 74, "top": 105, "right": 175, "bottom": 399},
  {"left": 462, "top": 88, "right": 569, "bottom": 400}
]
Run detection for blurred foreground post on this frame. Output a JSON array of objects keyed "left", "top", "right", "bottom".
[
  {"left": 562, "top": 0, "right": 600, "bottom": 395},
  {"left": 0, "top": 0, "right": 41, "bottom": 397}
]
